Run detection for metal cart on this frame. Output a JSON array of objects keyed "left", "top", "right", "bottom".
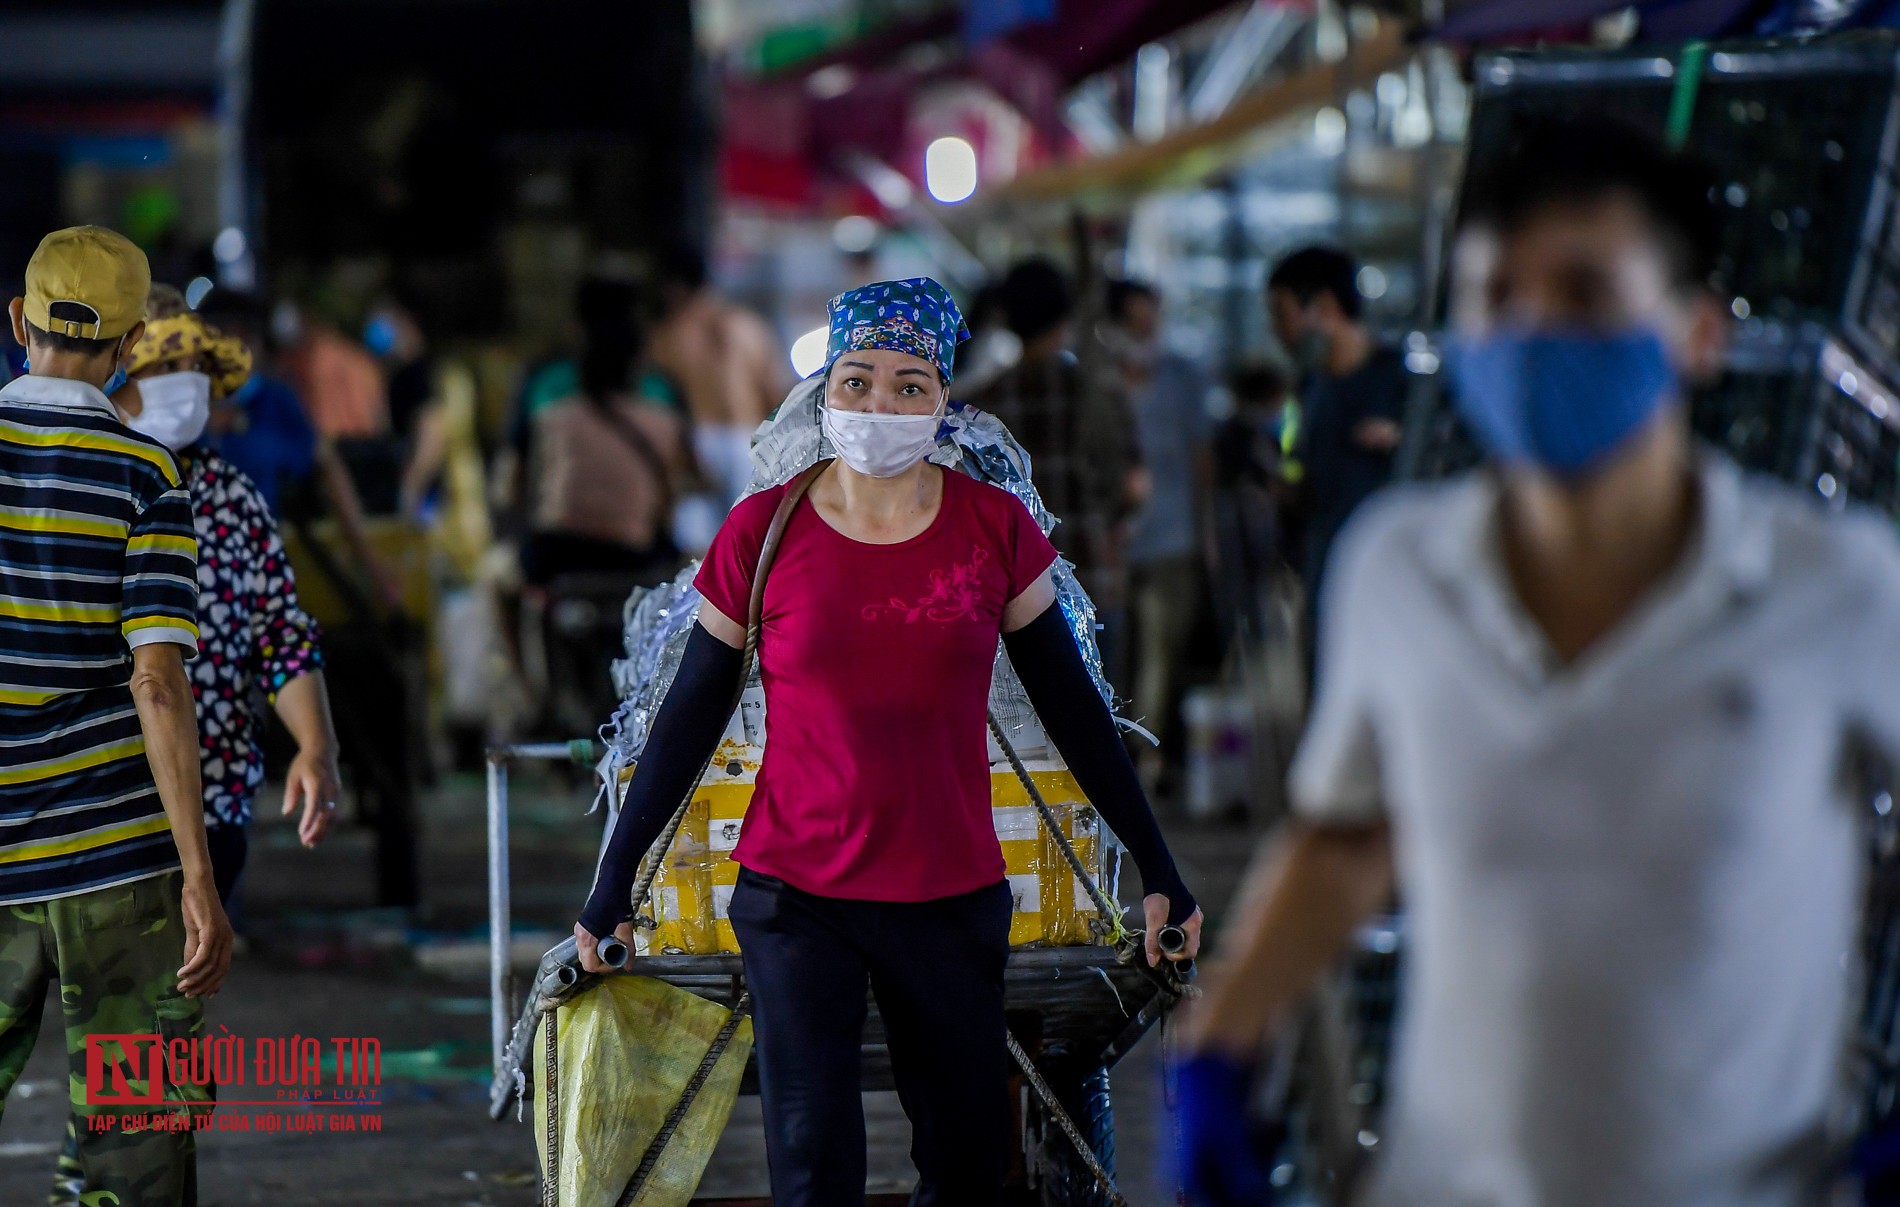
[{"left": 483, "top": 741, "right": 1192, "bottom": 1206}]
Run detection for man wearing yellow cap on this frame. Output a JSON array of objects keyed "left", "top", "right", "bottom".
[{"left": 0, "top": 227, "right": 231, "bottom": 1204}]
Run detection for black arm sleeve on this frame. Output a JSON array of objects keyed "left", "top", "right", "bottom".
[
  {"left": 578, "top": 623, "right": 745, "bottom": 940},
  {"left": 1002, "top": 605, "right": 1198, "bottom": 925}
]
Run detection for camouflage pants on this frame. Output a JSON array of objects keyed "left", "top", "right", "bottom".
[{"left": 0, "top": 871, "right": 210, "bottom": 1207}]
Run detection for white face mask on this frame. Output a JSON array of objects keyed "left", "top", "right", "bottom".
[
  {"left": 123, "top": 371, "right": 211, "bottom": 451},
  {"left": 822, "top": 404, "right": 943, "bottom": 478}
]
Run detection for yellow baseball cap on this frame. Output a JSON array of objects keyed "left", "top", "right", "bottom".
[{"left": 23, "top": 226, "right": 150, "bottom": 341}]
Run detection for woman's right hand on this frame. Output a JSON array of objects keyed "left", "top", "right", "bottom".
[{"left": 574, "top": 919, "right": 637, "bottom": 974}]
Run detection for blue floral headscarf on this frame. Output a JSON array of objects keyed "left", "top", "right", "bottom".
[{"left": 823, "top": 277, "right": 970, "bottom": 383}]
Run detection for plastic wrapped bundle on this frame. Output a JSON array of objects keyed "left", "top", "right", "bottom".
[{"left": 586, "top": 576, "right": 717, "bottom": 816}]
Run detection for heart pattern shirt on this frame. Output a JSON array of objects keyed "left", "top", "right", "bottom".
[{"left": 180, "top": 451, "right": 324, "bottom": 830}]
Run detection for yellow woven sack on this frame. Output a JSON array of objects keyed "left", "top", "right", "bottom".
[{"left": 533, "top": 975, "right": 753, "bottom": 1207}]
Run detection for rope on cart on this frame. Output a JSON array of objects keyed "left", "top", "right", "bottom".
[
  {"left": 987, "top": 712, "right": 1131, "bottom": 947},
  {"left": 615, "top": 992, "right": 753, "bottom": 1207},
  {"left": 1006, "top": 1030, "right": 1129, "bottom": 1207},
  {"left": 625, "top": 790, "right": 701, "bottom": 930},
  {"left": 987, "top": 703, "right": 1197, "bottom": 1207},
  {"left": 543, "top": 1005, "right": 561, "bottom": 1207},
  {"left": 616, "top": 588, "right": 759, "bottom": 930},
  {"left": 619, "top": 603, "right": 764, "bottom": 927}
]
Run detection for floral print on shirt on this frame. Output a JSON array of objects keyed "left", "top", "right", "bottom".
[
  {"left": 181, "top": 451, "right": 323, "bottom": 829},
  {"left": 861, "top": 547, "right": 992, "bottom": 623}
]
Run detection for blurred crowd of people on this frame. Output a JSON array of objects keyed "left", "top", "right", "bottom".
[
  {"left": 0, "top": 245, "right": 808, "bottom": 752},
  {"left": 0, "top": 224, "right": 1406, "bottom": 807},
  {"left": 954, "top": 244, "right": 1408, "bottom": 805}
]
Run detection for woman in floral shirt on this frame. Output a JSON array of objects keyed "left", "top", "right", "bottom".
[{"left": 115, "top": 285, "right": 341, "bottom": 905}]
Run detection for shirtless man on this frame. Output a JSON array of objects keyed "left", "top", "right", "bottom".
[{"left": 645, "top": 244, "right": 789, "bottom": 506}]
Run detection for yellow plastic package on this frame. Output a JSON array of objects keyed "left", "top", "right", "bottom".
[
  {"left": 627, "top": 738, "right": 1106, "bottom": 955},
  {"left": 532, "top": 975, "right": 753, "bottom": 1207}
]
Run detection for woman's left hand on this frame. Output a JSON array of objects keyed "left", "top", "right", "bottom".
[
  {"left": 1143, "top": 894, "right": 1204, "bottom": 965},
  {"left": 283, "top": 746, "right": 342, "bottom": 848}
]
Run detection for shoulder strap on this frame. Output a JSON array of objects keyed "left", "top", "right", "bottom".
[
  {"left": 587, "top": 395, "right": 677, "bottom": 514},
  {"left": 743, "top": 459, "right": 829, "bottom": 651},
  {"left": 620, "top": 457, "right": 833, "bottom": 920}
]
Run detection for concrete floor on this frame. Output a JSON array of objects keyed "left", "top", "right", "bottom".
[{"left": 0, "top": 768, "right": 1265, "bottom": 1205}]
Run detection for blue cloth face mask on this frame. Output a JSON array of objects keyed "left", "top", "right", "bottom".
[
  {"left": 24, "top": 333, "right": 128, "bottom": 396},
  {"left": 1444, "top": 327, "right": 1680, "bottom": 477}
]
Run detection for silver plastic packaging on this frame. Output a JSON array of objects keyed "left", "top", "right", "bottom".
[{"left": 602, "top": 375, "right": 1118, "bottom": 795}]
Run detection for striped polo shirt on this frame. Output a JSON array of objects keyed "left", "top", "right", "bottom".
[{"left": 0, "top": 374, "right": 199, "bottom": 903}]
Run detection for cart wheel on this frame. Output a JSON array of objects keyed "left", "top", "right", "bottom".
[{"left": 1027, "top": 1063, "right": 1115, "bottom": 1207}]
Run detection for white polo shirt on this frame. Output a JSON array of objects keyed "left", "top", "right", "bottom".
[{"left": 1293, "top": 453, "right": 1900, "bottom": 1207}]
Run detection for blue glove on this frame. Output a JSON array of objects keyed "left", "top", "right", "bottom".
[{"left": 1171, "top": 1053, "right": 1276, "bottom": 1206}]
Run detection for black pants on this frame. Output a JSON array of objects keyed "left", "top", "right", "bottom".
[
  {"left": 205, "top": 822, "right": 248, "bottom": 913},
  {"left": 728, "top": 867, "right": 1014, "bottom": 1207}
]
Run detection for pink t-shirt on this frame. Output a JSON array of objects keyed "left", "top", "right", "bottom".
[{"left": 694, "top": 466, "right": 1059, "bottom": 901}]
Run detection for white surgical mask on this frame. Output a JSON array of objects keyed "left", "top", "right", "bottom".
[
  {"left": 822, "top": 404, "right": 943, "bottom": 478},
  {"left": 123, "top": 371, "right": 211, "bottom": 451}
]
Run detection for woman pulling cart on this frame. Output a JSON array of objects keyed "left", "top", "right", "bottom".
[{"left": 573, "top": 277, "right": 1200, "bottom": 1205}]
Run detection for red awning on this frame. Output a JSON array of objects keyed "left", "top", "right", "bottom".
[{"left": 720, "top": 0, "right": 1255, "bottom": 209}]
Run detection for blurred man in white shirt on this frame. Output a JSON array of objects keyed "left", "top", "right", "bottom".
[{"left": 1175, "top": 115, "right": 1900, "bottom": 1207}]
